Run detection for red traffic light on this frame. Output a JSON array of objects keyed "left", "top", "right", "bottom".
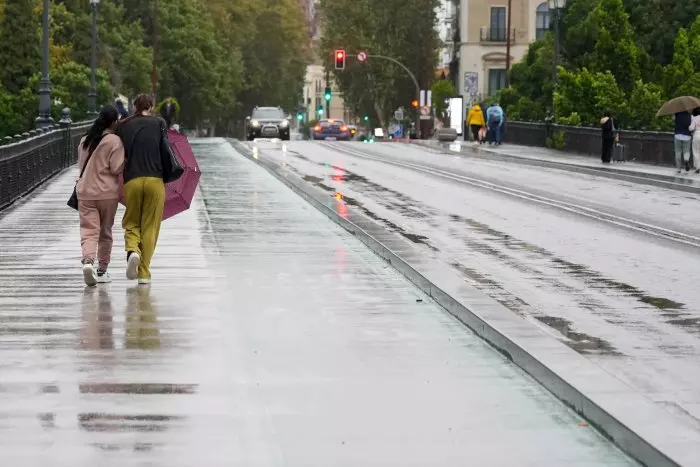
[{"left": 334, "top": 49, "right": 346, "bottom": 70}]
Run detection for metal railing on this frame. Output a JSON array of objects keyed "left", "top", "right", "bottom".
[
  {"left": 502, "top": 120, "right": 681, "bottom": 167},
  {"left": 480, "top": 27, "right": 515, "bottom": 43},
  {"left": 0, "top": 117, "right": 91, "bottom": 212}
]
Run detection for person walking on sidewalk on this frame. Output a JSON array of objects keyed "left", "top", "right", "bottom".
[
  {"left": 600, "top": 111, "right": 615, "bottom": 164},
  {"left": 689, "top": 108, "right": 700, "bottom": 174},
  {"left": 467, "top": 103, "right": 486, "bottom": 144},
  {"left": 77, "top": 105, "right": 125, "bottom": 286},
  {"left": 674, "top": 111, "right": 692, "bottom": 174},
  {"left": 486, "top": 103, "right": 504, "bottom": 145},
  {"left": 117, "top": 94, "right": 167, "bottom": 285}
]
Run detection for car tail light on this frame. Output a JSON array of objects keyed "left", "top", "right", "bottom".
[
  {"left": 341, "top": 126, "right": 348, "bottom": 132},
  {"left": 314, "top": 125, "right": 322, "bottom": 132}
]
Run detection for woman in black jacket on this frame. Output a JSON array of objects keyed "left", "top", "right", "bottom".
[
  {"left": 600, "top": 111, "right": 615, "bottom": 163},
  {"left": 117, "top": 94, "right": 166, "bottom": 285}
]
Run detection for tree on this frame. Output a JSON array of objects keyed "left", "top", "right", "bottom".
[
  {"left": 627, "top": 80, "right": 665, "bottom": 130},
  {"left": 0, "top": 0, "right": 40, "bottom": 93},
  {"left": 431, "top": 80, "right": 456, "bottom": 124},
  {"left": 318, "top": 0, "right": 440, "bottom": 129},
  {"left": 664, "top": 29, "right": 695, "bottom": 98},
  {"left": 554, "top": 68, "right": 626, "bottom": 126}
]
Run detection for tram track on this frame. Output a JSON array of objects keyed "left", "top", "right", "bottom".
[{"left": 320, "top": 141, "right": 700, "bottom": 249}]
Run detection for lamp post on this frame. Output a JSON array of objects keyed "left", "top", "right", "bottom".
[
  {"left": 88, "top": 0, "right": 100, "bottom": 117},
  {"left": 549, "top": 0, "right": 566, "bottom": 83},
  {"left": 36, "top": 0, "right": 53, "bottom": 129}
]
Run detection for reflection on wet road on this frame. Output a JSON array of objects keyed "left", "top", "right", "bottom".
[
  {"left": 253, "top": 140, "right": 700, "bottom": 433},
  {"left": 0, "top": 139, "right": 634, "bottom": 465}
]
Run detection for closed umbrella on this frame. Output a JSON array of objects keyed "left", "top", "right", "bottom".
[
  {"left": 119, "top": 130, "right": 201, "bottom": 220},
  {"left": 656, "top": 96, "right": 700, "bottom": 117}
]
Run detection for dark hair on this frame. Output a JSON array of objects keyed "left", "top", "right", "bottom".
[
  {"left": 119, "top": 93, "right": 154, "bottom": 124},
  {"left": 603, "top": 110, "right": 612, "bottom": 118},
  {"left": 160, "top": 102, "right": 176, "bottom": 128},
  {"left": 82, "top": 105, "right": 119, "bottom": 156},
  {"left": 693, "top": 107, "right": 700, "bottom": 117}
]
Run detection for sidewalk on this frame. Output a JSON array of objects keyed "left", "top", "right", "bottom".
[
  {"left": 413, "top": 140, "right": 700, "bottom": 193},
  {"left": 0, "top": 139, "right": 632, "bottom": 466}
]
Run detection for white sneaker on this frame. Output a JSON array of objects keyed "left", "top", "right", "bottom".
[
  {"left": 97, "top": 271, "right": 112, "bottom": 283},
  {"left": 83, "top": 263, "right": 97, "bottom": 287},
  {"left": 126, "top": 253, "right": 140, "bottom": 280},
  {"left": 138, "top": 278, "right": 151, "bottom": 286}
]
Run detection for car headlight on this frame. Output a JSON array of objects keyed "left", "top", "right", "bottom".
[
  {"left": 251, "top": 119, "right": 260, "bottom": 127},
  {"left": 279, "top": 119, "right": 289, "bottom": 128}
]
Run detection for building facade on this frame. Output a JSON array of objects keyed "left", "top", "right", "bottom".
[{"left": 456, "top": 0, "right": 551, "bottom": 104}]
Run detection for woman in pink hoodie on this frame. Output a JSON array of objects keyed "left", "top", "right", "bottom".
[{"left": 77, "top": 105, "right": 125, "bottom": 286}]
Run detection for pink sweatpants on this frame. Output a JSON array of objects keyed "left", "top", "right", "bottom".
[{"left": 79, "top": 199, "right": 119, "bottom": 271}]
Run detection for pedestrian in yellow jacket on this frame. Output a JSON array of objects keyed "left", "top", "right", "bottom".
[{"left": 467, "top": 104, "right": 486, "bottom": 143}]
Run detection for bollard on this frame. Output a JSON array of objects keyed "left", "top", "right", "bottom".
[{"left": 59, "top": 107, "right": 72, "bottom": 127}]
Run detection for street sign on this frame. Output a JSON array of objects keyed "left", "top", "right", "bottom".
[
  {"left": 357, "top": 51, "right": 368, "bottom": 63},
  {"left": 420, "top": 106, "right": 430, "bottom": 116},
  {"left": 394, "top": 109, "right": 404, "bottom": 121}
]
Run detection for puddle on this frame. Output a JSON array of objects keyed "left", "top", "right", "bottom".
[{"left": 535, "top": 316, "right": 622, "bottom": 355}]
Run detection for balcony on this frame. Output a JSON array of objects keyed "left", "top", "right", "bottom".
[{"left": 480, "top": 27, "right": 515, "bottom": 44}]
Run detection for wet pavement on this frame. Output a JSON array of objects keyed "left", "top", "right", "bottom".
[
  {"left": 0, "top": 139, "right": 635, "bottom": 465},
  {"left": 251, "top": 140, "right": 700, "bottom": 446}
]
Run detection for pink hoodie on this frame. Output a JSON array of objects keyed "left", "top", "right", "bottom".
[{"left": 76, "top": 131, "right": 125, "bottom": 201}]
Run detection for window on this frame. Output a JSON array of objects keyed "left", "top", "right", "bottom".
[
  {"left": 536, "top": 3, "right": 550, "bottom": 40},
  {"left": 488, "top": 69, "right": 506, "bottom": 96},
  {"left": 490, "top": 7, "right": 506, "bottom": 41}
]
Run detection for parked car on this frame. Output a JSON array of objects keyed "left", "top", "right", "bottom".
[
  {"left": 246, "top": 106, "right": 290, "bottom": 140},
  {"left": 310, "top": 119, "right": 351, "bottom": 141}
]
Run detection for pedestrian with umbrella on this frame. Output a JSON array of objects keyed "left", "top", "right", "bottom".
[
  {"left": 117, "top": 93, "right": 184, "bottom": 285},
  {"left": 657, "top": 96, "right": 700, "bottom": 174}
]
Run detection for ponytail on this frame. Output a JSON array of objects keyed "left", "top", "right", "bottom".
[{"left": 82, "top": 105, "right": 119, "bottom": 156}]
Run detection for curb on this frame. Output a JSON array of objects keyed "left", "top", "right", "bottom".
[
  {"left": 411, "top": 140, "right": 700, "bottom": 195},
  {"left": 229, "top": 139, "right": 693, "bottom": 467}
]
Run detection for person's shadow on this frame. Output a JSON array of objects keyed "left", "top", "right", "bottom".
[
  {"left": 125, "top": 287, "right": 160, "bottom": 350},
  {"left": 81, "top": 286, "right": 114, "bottom": 350}
]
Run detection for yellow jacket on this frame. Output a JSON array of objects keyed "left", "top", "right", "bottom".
[{"left": 467, "top": 105, "right": 486, "bottom": 127}]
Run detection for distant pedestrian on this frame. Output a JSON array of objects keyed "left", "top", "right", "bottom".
[
  {"left": 689, "top": 108, "right": 700, "bottom": 174},
  {"left": 486, "top": 103, "right": 504, "bottom": 145},
  {"left": 117, "top": 94, "right": 167, "bottom": 285},
  {"left": 674, "top": 111, "right": 692, "bottom": 174},
  {"left": 115, "top": 98, "right": 129, "bottom": 120},
  {"left": 160, "top": 98, "right": 181, "bottom": 133},
  {"left": 77, "top": 105, "right": 125, "bottom": 286},
  {"left": 600, "top": 111, "right": 615, "bottom": 164},
  {"left": 467, "top": 103, "right": 486, "bottom": 143}
]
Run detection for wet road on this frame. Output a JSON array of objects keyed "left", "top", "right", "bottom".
[
  {"left": 0, "top": 139, "right": 634, "bottom": 465},
  {"left": 252, "top": 140, "right": 700, "bottom": 437}
]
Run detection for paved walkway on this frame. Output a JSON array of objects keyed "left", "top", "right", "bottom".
[{"left": 0, "top": 139, "right": 634, "bottom": 465}]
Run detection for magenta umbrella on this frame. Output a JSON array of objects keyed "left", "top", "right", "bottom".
[{"left": 119, "top": 130, "right": 201, "bottom": 220}]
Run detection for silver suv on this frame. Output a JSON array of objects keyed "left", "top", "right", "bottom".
[{"left": 246, "top": 107, "right": 290, "bottom": 141}]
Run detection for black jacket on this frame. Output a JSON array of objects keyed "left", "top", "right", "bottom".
[
  {"left": 601, "top": 116, "right": 615, "bottom": 140},
  {"left": 674, "top": 112, "right": 692, "bottom": 137},
  {"left": 117, "top": 116, "right": 165, "bottom": 184}
]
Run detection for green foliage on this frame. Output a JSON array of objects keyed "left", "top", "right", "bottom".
[
  {"left": 508, "top": 0, "right": 700, "bottom": 130},
  {"left": 0, "top": 0, "right": 40, "bottom": 93},
  {"left": 546, "top": 130, "right": 566, "bottom": 149},
  {"left": 431, "top": 80, "right": 456, "bottom": 124},
  {"left": 318, "top": 0, "right": 440, "bottom": 128}
]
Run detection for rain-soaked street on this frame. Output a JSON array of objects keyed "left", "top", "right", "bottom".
[
  {"left": 0, "top": 139, "right": 640, "bottom": 465},
  {"left": 250, "top": 139, "right": 700, "bottom": 453}
]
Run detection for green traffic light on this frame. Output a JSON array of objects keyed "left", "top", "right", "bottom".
[
  {"left": 297, "top": 114, "right": 303, "bottom": 121},
  {"left": 324, "top": 94, "right": 331, "bottom": 102},
  {"left": 363, "top": 115, "right": 369, "bottom": 121}
]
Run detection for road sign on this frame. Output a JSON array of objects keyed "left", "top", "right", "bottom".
[
  {"left": 357, "top": 51, "right": 368, "bottom": 63},
  {"left": 394, "top": 109, "right": 404, "bottom": 121},
  {"left": 419, "top": 106, "right": 431, "bottom": 120}
]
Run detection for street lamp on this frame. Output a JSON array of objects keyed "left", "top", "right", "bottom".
[
  {"left": 36, "top": 0, "right": 53, "bottom": 129},
  {"left": 88, "top": 0, "right": 100, "bottom": 118},
  {"left": 549, "top": 0, "right": 566, "bottom": 82}
]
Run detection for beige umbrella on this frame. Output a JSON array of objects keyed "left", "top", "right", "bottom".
[{"left": 656, "top": 96, "right": 700, "bottom": 117}]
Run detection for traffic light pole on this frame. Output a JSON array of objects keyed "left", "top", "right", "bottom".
[
  {"left": 348, "top": 53, "right": 422, "bottom": 138},
  {"left": 325, "top": 68, "right": 330, "bottom": 119}
]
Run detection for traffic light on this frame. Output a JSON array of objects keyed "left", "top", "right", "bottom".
[
  {"left": 324, "top": 87, "right": 332, "bottom": 102},
  {"left": 317, "top": 106, "right": 324, "bottom": 116},
  {"left": 334, "top": 49, "right": 346, "bottom": 70},
  {"left": 411, "top": 99, "right": 419, "bottom": 109},
  {"left": 297, "top": 113, "right": 303, "bottom": 121},
  {"left": 363, "top": 115, "right": 369, "bottom": 121}
]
